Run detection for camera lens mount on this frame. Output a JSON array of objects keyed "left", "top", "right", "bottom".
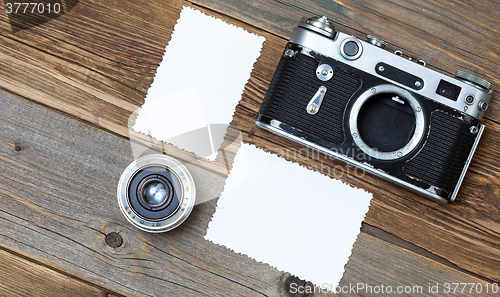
[
  {"left": 349, "top": 85, "right": 425, "bottom": 160},
  {"left": 117, "top": 155, "right": 196, "bottom": 233},
  {"left": 137, "top": 175, "right": 173, "bottom": 211}
]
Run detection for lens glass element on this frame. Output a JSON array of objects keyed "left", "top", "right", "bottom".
[
  {"left": 142, "top": 181, "right": 168, "bottom": 206},
  {"left": 135, "top": 173, "right": 175, "bottom": 213},
  {"left": 436, "top": 80, "right": 461, "bottom": 101}
]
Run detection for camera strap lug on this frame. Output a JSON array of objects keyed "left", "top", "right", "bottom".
[{"left": 307, "top": 86, "right": 327, "bottom": 115}]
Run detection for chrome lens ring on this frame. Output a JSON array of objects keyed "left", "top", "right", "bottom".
[
  {"left": 349, "top": 84, "right": 425, "bottom": 160},
  {"left": 117, "top": 155, "right": 196, "bottom": 233}
]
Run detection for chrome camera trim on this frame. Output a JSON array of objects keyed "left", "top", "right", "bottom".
[
  {"left": 257, "top": 120, "right": 448, "bottom": 203},
  {"left": 257, "top": 16, "right": 490, "bottom": 203},
  {"left": 340, "top": 37, "right": 363, "bottom": 60},
  {"left": 257, "top": 119, "right": 485, "bottom": 203},
  {"left": 289, "top": 27, "right": 491, "bottom": 120},
  {"left": 450, "top": 124, "right": 485, "bottom": 201}
]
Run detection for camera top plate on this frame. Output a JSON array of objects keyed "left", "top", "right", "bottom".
[{"left": 289, "top": 25, "right": 492, "bottom": 120}]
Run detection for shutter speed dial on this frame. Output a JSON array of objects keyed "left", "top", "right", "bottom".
[
  {"left": 455, "top": 70, "right": 491, "bottom": 91},
  {"left": 298, "top": 16, "right": 336, "bottom": 39}
]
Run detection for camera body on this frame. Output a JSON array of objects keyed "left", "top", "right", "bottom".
[{"left": 256, "top": 16, "right": 492, "bottom": 203}]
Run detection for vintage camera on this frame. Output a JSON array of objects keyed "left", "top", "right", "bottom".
[
  {"left": 256, "top": 16, "right": 492, "bottom": 203},
  {"left": 117, "top": 155, "right": 195, "bottom": 232}
]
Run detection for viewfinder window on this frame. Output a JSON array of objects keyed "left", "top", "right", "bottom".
[{"left": 436, "top": 80, "right": 461, "bottom": 101}]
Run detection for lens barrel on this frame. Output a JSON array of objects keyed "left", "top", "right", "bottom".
[{"left": 117, "top": 155, "right": 196, "bottom": 232}]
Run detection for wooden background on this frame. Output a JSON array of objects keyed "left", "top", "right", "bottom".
[{"left": 0, "top": 0, "right": 499, "bottom": 296}]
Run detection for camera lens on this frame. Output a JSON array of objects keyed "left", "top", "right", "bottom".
[{"left": 117, "top": 155, "right": 196, "bottom": 233}]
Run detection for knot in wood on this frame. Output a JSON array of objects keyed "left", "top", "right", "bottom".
[
  {"left": 284, "top": 275, "right": 314, "bottom": 297},
  {"left": 105, "top": 232, "right": 123, "bottom": 248}
]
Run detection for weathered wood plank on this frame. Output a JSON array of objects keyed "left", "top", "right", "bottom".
[
  {"left": 0, "top": 0, "right": 500, "bottom": 292},
  {"left": 0, "top": 247, "right": 117, "bottom": 297},
  {"left": 0, "top": 0, "right": 232, "bottom": 177},
  {"left": 181, "top": 0, "right": 500, "bottom": 283},
  {"left": 339, "top": 232, "right": 496, "bottom": 297},
  {"left": 215, "top": 3, "right": 500, "bottom": 282},
  {"left": 282, "top": 232, "right": 497, "bottom": 297}
]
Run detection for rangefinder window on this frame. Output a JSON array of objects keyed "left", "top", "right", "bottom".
[{"left": 436, "top": 80, "right": 461, "bottom": 101}]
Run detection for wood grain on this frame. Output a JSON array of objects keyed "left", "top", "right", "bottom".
[
  {"left": 0, "top": 247, "right": 115, "bottom": 297},
  {"left": 280, "top": 231, "right": 497, "bottom": 297},
  {"left": 0, "top": 0, "right": 231, "bottom": 177},
  {"left": 340, "top": 232, "right": 495, "bottom": 297},
  {"left": 197, "top": 0, "right": 500, "bottom": 283}
]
